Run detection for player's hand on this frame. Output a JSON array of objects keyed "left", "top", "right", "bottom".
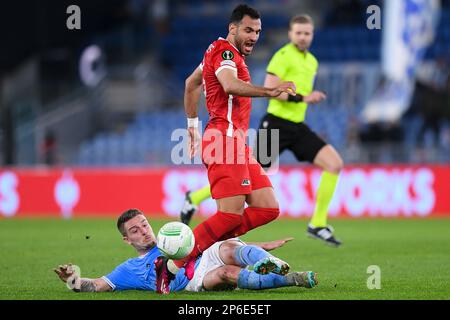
[
  {"left": 258, "top": 237, "right": 294, "bottom": 251},
  {"left": 54, "top": 263, "right": 76, "bottom": 283},
  {"left": 268, "top": 81, "right": 297, "bottom": 97},
  {"left": 304, "top": 91, "right": 326, "bottom": 104},
  {"left": 54, "top": 263, "right": 82, "bottom": 291},
  {"left": 188, "top": 127, "right": 201, "bottom": 159}
]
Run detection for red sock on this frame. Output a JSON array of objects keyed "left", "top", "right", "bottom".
[
  {"left": 218, "top": 207, "right": 280, "bottom": 241},
  {"left": 174, "top": 211, "right": 242, "bottom": 268}
]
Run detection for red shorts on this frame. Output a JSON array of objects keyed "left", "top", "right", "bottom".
[{"left": 202, "top": 131, "right": 272, "bottom": 199}]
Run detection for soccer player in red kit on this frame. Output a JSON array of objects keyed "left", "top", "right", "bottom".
[{"left": 154, "top": 4, "right": 297, "bottom": 294}]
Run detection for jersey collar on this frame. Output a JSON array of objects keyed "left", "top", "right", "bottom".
[{"left": 138, "top": 245, "right": 158, "bottom": 258}]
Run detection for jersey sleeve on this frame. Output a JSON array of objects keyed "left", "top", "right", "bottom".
[
  {"left": 102, "top": 262, "right": 141, "bottom": 291},
  {"left": 212, "top": 45, "right": 239, "bottom": 77},
  {"left": 266, "top": 49, "right": 288, "bottom": 78}
]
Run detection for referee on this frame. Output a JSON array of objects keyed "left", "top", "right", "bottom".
[
  {"left": 258, "top": 14, "right": 342, "bottom": 246},
  {"left": 181, "top": 14, "right": 343, "bottom": 247}
]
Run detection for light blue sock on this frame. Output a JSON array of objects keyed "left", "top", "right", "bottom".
[
  {"left": 234, "top": 245, "right": 273, "bottom": 267},
  {"left": 237, "top": 269, "right": 289, "bottom": 290}
]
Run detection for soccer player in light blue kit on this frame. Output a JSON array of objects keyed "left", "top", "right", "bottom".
[{"left": 54, "top": 209, "right": 318, "bottom": 292}]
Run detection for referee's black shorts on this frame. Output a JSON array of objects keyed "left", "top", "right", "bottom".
[{"left": 255, "top": 113, "right": 327, "bottom": 168}]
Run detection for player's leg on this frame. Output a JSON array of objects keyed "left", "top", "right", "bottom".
[
  {"left": 311, "top": 144, "right": 343, "bottom": 227},
  {"left": 190, "top": 185, "right": 212, "bottom": 205},
  {"left": 186, "top": 240, "right": 286, "bottom": 291},
  {"left": 184, "top": 239, "right": 316, "bottom": 292},
  {"left": 184, "top": 240, "right": 237, "bottom": 292},
  {"left": 216, "top": 159, "right": 280, "bottom": 241},
  {"left": 167, "top": 136, "right": 254, "bottom": 277},
  {"left": 219, "top": 240, "right": 289, "bottom": 275},
  {"left": 202, "top": 265, "right": 240, "bottom": 291},
  {"left": 195, "top": 155, "right": 286, "bottom": 275},
  {"left": 235, "top": 268, "right": 318, "bottom": 290},
  {"left": 158, "top": 194, "right": 246, "bottom": 294},
  {"left": 180, "top": 133, "right": 252, "bottom": 256},
  {"left": 183, "top": 239, "right": 287, "bottom": 292},
  {"left": 158, "top": 148, "right": 252, "bottom": 293},
  {"left": 180, "top": 186, "right": 212, "bottom": 225},
  {"left": 202, "top": 265, "right": 318, "bottom": 291},
  {"left": 230, "top": 187, "right": 281, "bottom": 237},
  {"left": 169, "top": 194, "right": 246, "bottom": 271},
  {"left": 291, "top": 124, "right": 343, "bottom": 246},
  {"left": 307, "top": 144, "right": 343, "bottom": 246},
  {"left": 201, "top": 265, "right": 276, "bottom": 290}
]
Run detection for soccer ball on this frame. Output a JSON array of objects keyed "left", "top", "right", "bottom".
[{"left": 157, "top": 222, "right": 195, "bottom": 260}]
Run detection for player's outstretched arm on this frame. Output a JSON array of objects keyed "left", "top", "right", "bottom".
[
  {"left": 217, "top": 68, "right": 296, "bottom": 98},
  {"left": 264, "top": 73, "right": 288, "bottom": 101},
  {"left": 264, "top": 73, "right": 326, "bottom": 104},
  {"left": 247, "top": 237, "right": 294, "bottom": 251},
  {"left": 54, "top": 264, "right": 112, "bottom": 292}
]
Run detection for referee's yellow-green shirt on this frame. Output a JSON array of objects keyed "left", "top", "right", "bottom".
[{"left": 266, "top": 43, "right": 318, "bottom": 123}]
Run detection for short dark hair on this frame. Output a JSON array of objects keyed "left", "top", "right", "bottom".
[
  {"left": 117, "top": 208, "right": 144, "bottom": 236},
  {"left": 229, "top": 4, "right": 260, "bottom": 24},
  {"left": 289, "top": 14, "right": 314, "bottom": 29}
]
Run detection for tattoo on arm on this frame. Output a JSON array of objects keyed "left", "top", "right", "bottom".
[{"left": 79, "top": 279, "right": 97, "bottom": 292}]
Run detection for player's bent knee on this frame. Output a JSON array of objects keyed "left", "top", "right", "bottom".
[
  {"left": 218, "top": 265, "right": 240, "bottom": 283},
  {"left": 250, "top": 207, "right": 280, "bottom": 225},
  {"left": 266, "top": 207, "right": 280, "bottom": 222},
  {"left": 324, "top": 157, "right": 344, "bottom": 174},
  {"left": 329, "top": 158, "right": 344, "bottom": 174}
]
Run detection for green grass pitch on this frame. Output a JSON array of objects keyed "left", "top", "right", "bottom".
[{"left": 1, "top": 217, "right": 449, "bottom": 300}]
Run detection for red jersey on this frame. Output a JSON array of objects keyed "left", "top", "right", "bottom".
[{"left": 200, "top": 38, "right": 251, "bottom": 137}]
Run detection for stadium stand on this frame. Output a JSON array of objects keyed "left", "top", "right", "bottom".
[{"left": 76, "top": 3, "right": 450, "bottom": 166}]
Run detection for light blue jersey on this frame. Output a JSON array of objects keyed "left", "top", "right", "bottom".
[{"left": 102, "top": 246, "right": 196, "bottom": 292}]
